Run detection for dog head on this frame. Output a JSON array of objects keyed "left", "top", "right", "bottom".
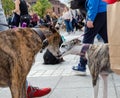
[
  {"left": 55, "top": 22, "right": 61, "bottom": 30},
  {"left": 55, "top": 17, "right": 63, "bottom": 30},
  {"left": 43, "top": 26, "right": 62, "bottom": 57},
  {"left": 60, "top": 38, "right": 82, "bottom": 56},
  {"left": 30, "top": 25, "right": 62, "bottom": 58}
]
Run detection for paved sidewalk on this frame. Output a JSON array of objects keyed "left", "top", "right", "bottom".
[{"left": 0, "top": 31, "right": 120, "bottom": 98}]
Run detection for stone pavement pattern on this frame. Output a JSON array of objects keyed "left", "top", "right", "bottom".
[{"left": 0, "top": 31, "right": 120, "bottom": 98}]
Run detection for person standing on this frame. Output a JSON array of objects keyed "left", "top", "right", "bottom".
[
  {"left": 13, "top": 0, "right": 30, "bottom": 27},
  {"left": 72, "top": 0, "right": 108, "bottom": 75},
  {"left": 62, "top": 7, "right": 74, "bottom": 34},
  {"left": 30, "top": 11, "right": 39, "bottom": 27},
  {"left": 0, "top": 0, "right": 9, "bottom": 31}
]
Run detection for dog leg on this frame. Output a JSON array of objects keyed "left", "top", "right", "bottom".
[
  {"left": 93, "top": 79, "right": 99, "bottom": 98},
  {"left": 100, "top": 74, "right": 108, "bottom": 98},
  {"left": 10, "top": 79, "right": 26, "bottom": 98}
]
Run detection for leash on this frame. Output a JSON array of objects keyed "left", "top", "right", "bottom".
[
  {"left": 0, "top": 23, "right": 16, "bottom": 29},
  {"left": 0, "top": 23, "right": 12, "bottom": 28}
]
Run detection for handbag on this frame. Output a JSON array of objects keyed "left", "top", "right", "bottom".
[
  {"left": 20, "top": 14, "right": 30, "bottom": 20},
  {"left": 107, "top": 1, "right": 120, "bottom": 74},
  {"left": 70, "top": 0, "right": 86, "bottom": 9}
]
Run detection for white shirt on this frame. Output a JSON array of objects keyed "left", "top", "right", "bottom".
[{"left": 62, "top": 10, "right": 73, "bottom": 21}]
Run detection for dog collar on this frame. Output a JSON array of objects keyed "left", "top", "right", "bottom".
[{"left": 32, "top": 28, "right": 49, "bottom": 49}]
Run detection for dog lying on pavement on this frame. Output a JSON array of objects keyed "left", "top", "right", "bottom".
[
  {"left": 43, "top": 49, "right": 64, "bottom": 64},
  {"left": 43, "top": 36, "right": 64, "bottom": 64},
  {"left": 60, "top": 38, "right": 112, "bottom": 98},
  {"left": 0, "top": 26, "right": 61, "bottom": 98}
]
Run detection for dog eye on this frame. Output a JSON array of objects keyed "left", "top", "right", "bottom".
[{"left": 61, "top": 45, "right": 65, "bottom": 47}]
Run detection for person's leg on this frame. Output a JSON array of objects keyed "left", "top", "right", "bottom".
[
  {"left": 96, "top": 34, "right": 103, "bottom": 42},
  {"left": 73, "top": 12, "right": 106, "bottom": 74},
  {"left": 25, "top": 18, "right": 30, "bottom": 27},
  {"left": 98, "top": 12, "right": 108, "bottom": 43},
  {"left": 12, "top": 13, "right": 20, "bottom": 27},
  {"left": 71, "top": 18, "right": 76, "bottom": 30},
  {"left": 64, "top": 20, "right": 70, "bottom": 34},
  {"left": 72, "top": 26, "right": 96, "bottom": 75},
  {"left": 69, "top": 20, "right": 74, "bottom": 33}
]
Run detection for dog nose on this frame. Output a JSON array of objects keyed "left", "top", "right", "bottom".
[{"left": 55, "top": 27, "right": 59, "bottom": 30}]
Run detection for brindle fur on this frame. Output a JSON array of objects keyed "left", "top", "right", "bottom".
[
  {"left": 0, "top": 26, "right": 61, "bottom": 98},
  {"left": 87, "top": 44, "right": 111, "bottom": 86}
]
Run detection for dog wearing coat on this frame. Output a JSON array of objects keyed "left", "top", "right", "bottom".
[
  {"left": 0, "top": 26, "right": 61, "bottom": 98},
  {"left": 60, "top": 38, "right": 112, "bottom": 98}
]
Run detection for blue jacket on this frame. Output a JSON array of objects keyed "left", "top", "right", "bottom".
[{"left": 86, "top": 0, "right": 107, "bottom": 22}]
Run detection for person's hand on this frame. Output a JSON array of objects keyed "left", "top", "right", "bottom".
[{"left": 87, "top": 20, "right": 94, "bottom": 28}]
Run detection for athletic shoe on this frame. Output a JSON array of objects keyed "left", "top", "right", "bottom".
[
  {"left": 72, "top": 65, "right": 86, "bottom": 76},
  {"left": 27, "top": 85, "right": 51, "bottom": 98}
]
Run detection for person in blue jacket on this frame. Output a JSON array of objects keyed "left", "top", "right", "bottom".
[{"left": 72, "top": 0, "right": 108, "bottom": 75}]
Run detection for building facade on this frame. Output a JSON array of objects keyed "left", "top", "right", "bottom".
[
  {"left": 27, "top": 0, "right": 66, "bottom": 16},
  {"left": 49, "top": 0, "right": 66, "bottom": 16}
]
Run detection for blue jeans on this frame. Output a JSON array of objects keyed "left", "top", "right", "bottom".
[
  {"left": 64, "top": 20, "right": 73, "bottom": 33},
  {"left": 0, "top": 3, "right": 9, "bottom": 31}
]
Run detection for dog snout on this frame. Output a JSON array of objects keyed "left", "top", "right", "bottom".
[{"left": 55, "top": 27, "right": 59, "bottom": 30}]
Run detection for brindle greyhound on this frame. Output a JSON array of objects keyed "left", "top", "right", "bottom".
[
  {"left": 0, "top": 26, "right": 61, "bottom": 98},
  {"left": 60, "top": 38, "right": 112, "bottom": 98}
]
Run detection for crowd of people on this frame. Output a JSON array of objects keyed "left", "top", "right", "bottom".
[
  {"left": 6, "top": 3, "right": 85, "bottom": 33},
  {"left": 61, "top": 7, "right": 85, "bottom": 34}
]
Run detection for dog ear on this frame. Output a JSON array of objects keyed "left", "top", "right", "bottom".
[{"left": 49, "top": 26, "right": 58, "bottom": 33}]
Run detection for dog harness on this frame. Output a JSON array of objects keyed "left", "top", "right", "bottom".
[{"left": 32, "top": 28, "right": 49, "bottom": 49}]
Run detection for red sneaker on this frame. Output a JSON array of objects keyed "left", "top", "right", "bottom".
[{"left": 27, "top": 86, "right": 51, "bottom": 98}]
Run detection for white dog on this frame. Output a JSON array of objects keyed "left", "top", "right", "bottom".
[{"left": 60, "top": 38, "right": 112, "bottom": 98}]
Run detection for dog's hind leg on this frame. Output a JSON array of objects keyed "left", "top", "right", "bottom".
[
  {"left": 100, "top": 74, "right": 108, "bottom": 98},
  {"left": 93, "top": 79, "right": 99, "bottom": 98}
]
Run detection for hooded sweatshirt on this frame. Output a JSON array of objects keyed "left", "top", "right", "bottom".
[{"left": 86, "top": 0, "right": 107, "bottom": 22}]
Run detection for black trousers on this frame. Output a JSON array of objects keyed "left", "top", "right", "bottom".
[
  {"left": 79, "top": 12, "right": 108, "bottom": 67},
  {"left": 83, "top": 12, "right": 108, "bottom": 43}
]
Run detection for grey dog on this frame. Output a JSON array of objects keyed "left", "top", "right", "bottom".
[{"left": 60, "top": 38, "right": 112, "bottom": 98}]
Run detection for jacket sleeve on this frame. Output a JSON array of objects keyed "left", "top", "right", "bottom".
[{"left": 87, "top": 0, "right": 99, "bottom": 22}]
